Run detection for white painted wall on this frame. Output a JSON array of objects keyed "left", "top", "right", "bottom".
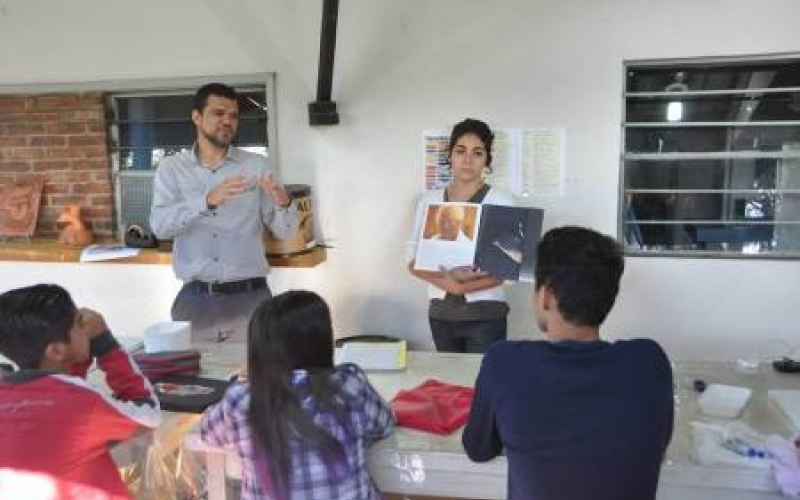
[{"left": 1, "top": 0, "right": 799, "bottom": 360}]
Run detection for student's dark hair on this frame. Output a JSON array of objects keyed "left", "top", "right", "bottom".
[
  {"left": 535, "top": 226, "right": 624, "bottom": 327},
  {"left": 193, "top": 83, "right": 239, "bottom": 113},
  {"left": 0, "top": 284, "right": 77, "bottom": 369},
  {"left": 448, "top": 118, "right": 495, "bottom": 172},
  {"left": 247, "top": 290, "right": 347, "bottom": 499}
]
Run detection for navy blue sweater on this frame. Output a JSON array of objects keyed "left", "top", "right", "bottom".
[{"left": 463, "top": 339, "right": 674, "bottom": 500}]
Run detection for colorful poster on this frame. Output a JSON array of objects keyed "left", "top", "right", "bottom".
[
  {"left": 422, "top": 127, "right": 566, "bottom": 198},
  {"left": 423, "top": 130, "right": 451, "bottom": 191}
]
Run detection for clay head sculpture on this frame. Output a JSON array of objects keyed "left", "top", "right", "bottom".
[{"left": 56, "top": 205, "right": 94, "bottom": 247}]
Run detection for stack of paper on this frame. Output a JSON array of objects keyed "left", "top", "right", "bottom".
[
  {"left": 335, "top": 340, "right": 407, "bottom": 371},
  {"left": 768, "top": 389, "right": 800, "bottom": 432},
  {"left": 80, "top": 244, "right": 141, "bottom": 262}
]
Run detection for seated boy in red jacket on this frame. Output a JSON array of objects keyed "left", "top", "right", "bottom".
[{"left": 0, "top": 284, "right": 162, "bottom": 500}]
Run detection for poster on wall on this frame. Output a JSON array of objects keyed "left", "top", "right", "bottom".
[
  {"left": 422, "top": 127, "right": 565, "bottom": 198},
  {"left": 423, "top": 130, "right": 453, "bottom": 191},
  {"left": 422, "top": 129, "right": 515, "bottom": 192},
  {"left": 518, "top": 128, "right": 566, "bottom": 197}
]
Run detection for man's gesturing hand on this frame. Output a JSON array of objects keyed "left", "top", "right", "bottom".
[
  {"left": 206, "top": 175, "right": 250, "bottom": 208},
  {"left": 258, "top": 172, "right": 290, "bottom": 208}
]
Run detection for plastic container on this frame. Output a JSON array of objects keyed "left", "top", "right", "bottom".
[
  {"left": 697, "top": 383, "right": 753, "bottom": 418},
  {"left": 767, "top": 389, "right": 800, "bottom": 432},
  {"left": 144, "top": 321, "right": 191, "bottom": 353}
]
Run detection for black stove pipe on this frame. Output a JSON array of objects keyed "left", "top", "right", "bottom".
[{"left": 308, "top": 0, "right": 340, "bottom": 125}]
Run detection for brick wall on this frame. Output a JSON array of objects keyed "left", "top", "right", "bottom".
[{"left": 0, "top": 93, "right": 113, "bottom": 239}]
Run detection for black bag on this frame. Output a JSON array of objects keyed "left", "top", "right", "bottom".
[{"left": 151, "top": 375, "right": 229, "bottom": 413}]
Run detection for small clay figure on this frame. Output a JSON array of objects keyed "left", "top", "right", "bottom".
[{"left": 56, "top": 205, "right": 94, "bottom": 247}]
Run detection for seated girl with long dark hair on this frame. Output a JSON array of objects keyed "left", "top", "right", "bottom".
[{"left": 200, "top": 290, "right": 395, "bottom": 500}]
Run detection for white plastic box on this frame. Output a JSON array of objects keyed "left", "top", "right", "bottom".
[
  {"left": 697, "top": 384, "right": 753, "bottom": 418},
  {"left": 143, "top": 321, "right": 191, "bottom": 353},
  {"left": 767, "top": 389, "right": 800, "bottom": 432}
]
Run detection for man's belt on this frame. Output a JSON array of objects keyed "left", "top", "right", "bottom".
[{"left": 192, "top": 277, "right": 267, "bottom": 296}]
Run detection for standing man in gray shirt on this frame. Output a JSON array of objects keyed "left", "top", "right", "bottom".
[{"left": 150, "top": 83, "right": 298, "bottom": 342}]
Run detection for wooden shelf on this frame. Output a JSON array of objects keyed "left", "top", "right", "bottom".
[
  {"left": 266, "top": 247, "right": 327, "bottom": 268},
  {"left": 0, "top": 239, "right": 326, "bottom": 268}
]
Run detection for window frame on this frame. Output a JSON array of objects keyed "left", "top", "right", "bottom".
[
  {"left": 619, "top": 54, "right": 800, "bottom": 259},
  {"left": 104, "top": 74, "right": 277, "bottom": 237}
]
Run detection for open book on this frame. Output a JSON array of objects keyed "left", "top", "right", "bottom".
[{"left": 414, "top": 203, "right": 544, "bottom": 282}]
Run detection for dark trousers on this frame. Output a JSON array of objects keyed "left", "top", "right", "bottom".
[
  {"left": 429, "top": 317, "right": 507, "bottom": 354},
  {"left": 171, "top": 283, "right": 272, "bottom": 343}
]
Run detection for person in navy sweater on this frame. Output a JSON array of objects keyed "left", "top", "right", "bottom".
[{"left": 463, "top": 226, "right": 674, "bottom": 500}]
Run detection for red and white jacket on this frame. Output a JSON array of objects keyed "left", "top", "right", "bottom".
[{"left": 0, "top": 331, "right": 161, "bottom": 500}]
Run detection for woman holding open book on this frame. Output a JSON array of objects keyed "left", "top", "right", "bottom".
[{"left": 408, "top": 118, "right": 515, "bottom": 353}]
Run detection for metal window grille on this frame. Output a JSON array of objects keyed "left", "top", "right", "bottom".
[
  {"left": 107, "top": 84, "right": 271, "bottom": 237},
  {"left": 621, "top": 55, "right": 800, "bottom": 258}
]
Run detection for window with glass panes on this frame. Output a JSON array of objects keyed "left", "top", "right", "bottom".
[
  {"left": 108, "top": 82, "right": 271, "bottom": 236},
  {"left": 621, "top": 56, "right": 800, "bottom": 257}
]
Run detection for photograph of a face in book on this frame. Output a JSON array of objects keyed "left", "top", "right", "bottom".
[
  {"left": 415, "top": 202, "right": 544, "bottom": 281},
  {"left": 415, "top": 203, "right": 481, "bottom": 272},
  {"left": 422, "top": 203, "right": 479, "bottom": 242}
]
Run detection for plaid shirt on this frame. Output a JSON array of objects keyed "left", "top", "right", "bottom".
[{"left": 200, "top": 363, "right": 395, "bottom": 500}]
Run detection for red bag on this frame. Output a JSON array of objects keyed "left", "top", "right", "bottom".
[{"left": 390, "top": 379, "right": 475, "bottom": 435}]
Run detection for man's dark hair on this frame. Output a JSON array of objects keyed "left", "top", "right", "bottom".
[
  {"left": 448, "top": 118, "right": 495, "bottom": 171},
  {"left": 0, "top": 284, "right": 77, "bottom": 369},
  {"left": 193, "top": 83, "right": 239, "bottom": 113},
  {"left": 535, "top": 226, "right": 624, "bottom": 327}
]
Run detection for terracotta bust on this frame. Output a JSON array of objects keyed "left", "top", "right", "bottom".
[{"left": 56, "top": 204, "right": 94, "bottom": 247}]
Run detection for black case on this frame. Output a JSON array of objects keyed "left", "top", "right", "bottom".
[
  {"left": 152, "top": 375, "right": 229, "bottom": 413},
  {"left": 334, "top": 334, "right": 400, "bottom": 347},
  {"left": 124, "top": 224, "right": 159, "bottom": 248}
]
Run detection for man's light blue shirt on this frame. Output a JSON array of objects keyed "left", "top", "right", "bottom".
[{"left": 150, "top": 146, "right": 299, "bottom": 283}]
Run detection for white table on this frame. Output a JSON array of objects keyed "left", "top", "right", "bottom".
[
  {"left": 363, "top": 354, "right": 798, "bottom": 500},
  {"left": 129, "top": 345, "right": 800, "bottom": 500}
]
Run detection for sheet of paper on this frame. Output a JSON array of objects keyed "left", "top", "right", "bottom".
[
  {"left": 80, "top": 244, "right": 141, "bottom": 262},
  {"left": 520, "top": 127, "right": 566, "bottom": 197},
  {"left": 486, "top": 128, "right": 516, "bottom": 194}
]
